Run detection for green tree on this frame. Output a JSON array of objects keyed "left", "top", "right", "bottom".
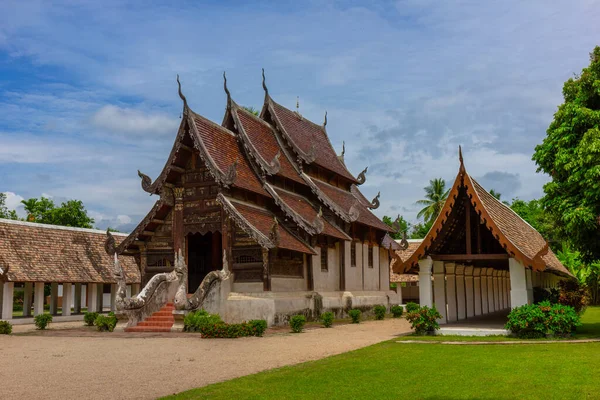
[
  {"left": 21, "top": 197, "right": 94, "bottom": 228},
  {"left": 509, "top": 198, "right": 559, "bottom": 246},
  {"left": 410, "top": 220, "right": 433, "bottom": 239},
  {"left": 533, "top": 46, "right": 600, "bottom": 262},
  {"left": 0, "top": 193, "right": 19, "bottom": 220},
  {"left": 415, "top": 178, "right": 450, "bottom": 224},
  {"left": 242, "top": 106, "right": 259, "bottom": 116},
  {"left": 489, "top": 189, "right": 501, "bottom": 200},
  {"left": 383, "top": 215, "right": 409, "bottom": 240}
]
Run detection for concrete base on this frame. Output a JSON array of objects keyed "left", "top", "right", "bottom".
[{"left": 438, "top": 327, "right": 510, "bottom": 336}]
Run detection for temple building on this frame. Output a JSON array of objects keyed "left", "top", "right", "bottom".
[
  {"left": 389, "top": 149, "right": 571, "bottom": 324},
  {"left": 108, "top": 71, "right": 398, "bottom": 327}
]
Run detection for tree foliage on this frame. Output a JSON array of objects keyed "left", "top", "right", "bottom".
[
  {"left": 533, "top": 46, "right": 600, "bottom": 262},
  {"left": 382, "top": 215, "right": 408, "bottom": 240},
  {"left": 21, "top": 197, "right": 94, "bottom": 228},
  {"left": 0, "top": 193, "right": 19, "bottom": 220},
  {"left": 242, "top": 106, "right": 259, "bottom": 116},
  {"left": 509, "top": 198, "right": 559, "bottom": 246},
  {"left": 415, "top": 178, "right": 450, "bottom": 224}
]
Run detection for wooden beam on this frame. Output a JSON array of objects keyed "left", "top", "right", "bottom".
[
  {"left": 171, "top": 165, "right": 185, "bottom": 174},
  {"left": 133, "top": 240, "right": 145, "bottom": 246},
  {"left": 477, "top": 218, "right": 482, "bottom": 254},
  {"left": 150, "top": 219, "right": 165, "bottom": 224},
  {"left": 465, "top": 200, "right": 472, "bottom": 255},
  {"left": 430, "top": 254, "right": 509, "bottom": 261},
  {"left": 179, "top": 143, "right": 193, "bottom": 152},
  {"left": 141, "top": 231, "right": 155, "bottom": 236}
]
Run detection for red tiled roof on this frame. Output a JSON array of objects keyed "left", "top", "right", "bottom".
[
  {"left": 269, "top": 99, "right": 356, "bottom": 182},
  {"left": 234, "top": 108, "right": 304, "bottom": 184},
  {"left": 0, "top": 219, "right": 140, "bottom": 284},
  {"left": 273, "top": 187, "right": 350, "bottom": 240},
  {"left": 190, "top": 112, "right": 268, "bottom": 197},
  {"left": 230, "top": 200, "right": 315, "bottom": 254},
  {"left": 312, "top": 179, "right": 391, "bottom": 231}
]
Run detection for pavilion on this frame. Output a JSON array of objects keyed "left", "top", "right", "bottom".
[
  {"left": 0, "top": 219, "right": 140, "bottom": 322},
  {"left": 391, "top": 148, "right": 571, "bottom": 324}
]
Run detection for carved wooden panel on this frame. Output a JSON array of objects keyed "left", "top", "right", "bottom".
[
  {"left": 271, "top": 254, "right": 303, "bottom": 277},
  {"left": 232, "top": 247, "right": 263, "bottom": 282},
  {"left": 146, "top": 250, "right": 174, "bottom": 268},
  {"left": 233, "top": 228, "right": 257, "bottom": 247}
]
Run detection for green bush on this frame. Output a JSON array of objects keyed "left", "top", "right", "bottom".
[
  {"left": 390, "top": 282, "right": 398, "bottom": 290},
  {"left": 348, "top": 309, "right": 361, "bottom": 323},
  {"left": 84, "top": 312, "right": 99, "bottom": 326},
  {"left": 321, "top": 312, "right": 334, "bottom": 328},
  {"left": 34, "top": 314, "right": 53, "bottom": 330},
  {"left": 405, "top": 305, "right": 442, "bottom": 335},
  {"left": 95, "top": 313, "right": 117, "bottom": 332},
  {"left": 0, "top": 320, "right": 12, "bottom": 334},
  {"left": 373, "top": 305, "right": 386, "bottom": 320},
  {"left": 533, "top": 287, "right": 560, "bottom": 304},
  {"left": 184, "top": 310, "right": 222, "bottom": 332},
  {"left": 406, "top": 302, "right": 420, "bottom": 313},
  {"left": 290, "top": 315, "right": 306, "bottom": 333},
  {"left": 248, "top": 319, "right": 268, "bottom": 337},
  {"left": 505, "top": 301, "right": 581, "bottom": 338},
  {"left": 391, "top": 305, "right": 404, "bottom": 318},
  {"left": 558, "top": 279, "right": 589, "bottom": 314}
]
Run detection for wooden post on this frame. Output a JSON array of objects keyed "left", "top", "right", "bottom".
[
  {"left": 262, "top": 248, "right": 271, "bottom": 291},
  {"left": 173, "top": 187, "right": 185, "bottom": 254},
  {"left": 465, "top": 200, "right": 472, "bottom": 255}
]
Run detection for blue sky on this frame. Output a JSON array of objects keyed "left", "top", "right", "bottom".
[{"left": 1, "top": 0, "right": 599, "bottom": 232}]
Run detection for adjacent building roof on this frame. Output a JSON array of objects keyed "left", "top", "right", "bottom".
[{"left": 0, "top": 219, "right": 140, "bottom": 284}]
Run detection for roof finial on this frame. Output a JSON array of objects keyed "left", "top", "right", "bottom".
[
  {"left": 342, "top": 141, "right": 345, "bottom": 157},
  {"left": 459, "top": 145, "right": 465, "bottom": 174},
  {"left": 261, "top": 68, "right": 269, "bottom": 96},
  {"left": 323, "top": 111, "right": 328, "bottom": 127},
  {"left": 296, "top": 96, "right": 299, "bottom": 112},
  {"left": 176, "top": 74, "right": 188, "bottom": 112},
  {"left": 223, "top": 71, "right": 231, "bottom": 104}
]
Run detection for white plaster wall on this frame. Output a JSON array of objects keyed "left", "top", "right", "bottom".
[
  {"left": 379, "top": 247, "right": 390, "bottom": 292},
  {"left": 313, "top": 247, "right": 340, "bottom": 291},
  {"left": 345, "top": 241, "right": 363, "bottom": 291},
  {"left": 233, "top": 282, "right": 263, "bottom": 293},
  {"left": 271, "top": 277, "right": 306, "bottom": 292},
  {"left": 363, "top": 244, "right": 379, "bottom": 291}
]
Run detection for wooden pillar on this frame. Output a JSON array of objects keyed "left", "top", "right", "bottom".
[
  {"left": 110, "top": 284, "right": 117, "bottom": 312},
  {"left": 262, "top": 248, "right": 271, "bottom": 291},
  {"left": 487, "top": 269, "right": 495, "bottom": 312},
  {"left": 221, "top": 214, "right": 233, "bottom": 275},
  {"left": 456, "top": 265, "right": 466, "bottom": 320},
  {"left": 173, "top": 187, "right": 185, "bottom": 254},
  {"left": 23, "top": 282, "right": 33, "bottom": 317},
  {"left": 480, "top": 268, "right": 489, "bottom": 315}
]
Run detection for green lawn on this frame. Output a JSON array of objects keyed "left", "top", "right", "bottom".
[{"left": 166, "top": 307, "right": 600, "bottom": 400}]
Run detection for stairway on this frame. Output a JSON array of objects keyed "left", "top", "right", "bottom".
[{"left": 124, "top": 303, "right": 174, "bottom": 333}]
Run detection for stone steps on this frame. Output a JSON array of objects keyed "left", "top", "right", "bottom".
[{"left": 124, "top": 303, "right": 175, "bottom": 333}]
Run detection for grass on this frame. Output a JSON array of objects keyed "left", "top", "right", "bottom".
[{"left": 166, "top": 307, "right": 600, "bottom": 400}]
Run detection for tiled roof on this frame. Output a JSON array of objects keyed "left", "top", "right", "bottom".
[
  {"left": 394, "top": 240, "right": 422, "bottom": 263},
  {"left": 235, "top": 108, "right": 304, "bottom": 185},
  {"left": 190, "top": 111, "right": 268, "bottom": 197},
  {"left": 312, "top": 179, "right": 391, "bottom": 231},
  {"left": 229, "top": 200, "right": 315, "bottom": 254},
  {"left": 273, "top": 187, "right": 350, "bottom": 240},
  {"left": 0, "top": 219, "right": 140, "bottom": 284},
  {"left": 268, "top": 99, "right": 357, "bottom": 182},
  {"left": 390, "top": 273, "right": 419, "bottom": 283}
]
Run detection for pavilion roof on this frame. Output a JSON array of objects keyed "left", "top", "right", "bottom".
[
  {"left": 0, "top": 219, "right": 140, "bottom": 284},
  {"left": 394, "top": 150, "right": 571, "bottom": 277}
]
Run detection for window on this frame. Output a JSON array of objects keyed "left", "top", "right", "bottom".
[
  {"left": 368, "top": 245, "right": 373, "bottom": 268},
  {"left": 351, "top": 242, "right": 356, "bottom": 267},
  {"left": 321, "top": 246, "right": 328, "bottom": 271}
]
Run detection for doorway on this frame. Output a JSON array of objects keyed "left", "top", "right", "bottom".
[{"left": 187, "top": 231, "right": 222, "bottom": 293}]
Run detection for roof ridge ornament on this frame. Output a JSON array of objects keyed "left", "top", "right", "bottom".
[
  {"left": 269, "top": 217, "right": 280, "bottom": 246},
  {"left": 391, "top": 215, "right": 409, "bottom": 250},
  {"left": 459, "top": 145, "right": 465, "bottom": 175},
  {"left": 323, "top": 111, "right": 327, "bottom": 127},
  {"left": 104, "top": 229, "right": 117, "bottom": 256},
  {"left": 312, "top": 206, "right": 325, "bottom": 234},
  {"left": 262, "top": 68, "right": 269, "bottom": 96},
  {"left": 269, "top": 150, "right": 281, "bottom": 174},
  {"left": 223, "top": 71, "right": 231, "bottom": 105},
  {"left": 356, "top": 166, "right": 368, "bottom": 185},
  {"left": 368, "top": 191, "right": 381, "bottom": 209},
  {"left": 223, "top": 159, "right": 238, "bottom": 186},
  {"left": 348, "top": 200, "right": 360, "bottom": 222},
  {"left": 0, "top": 264, "right": 9, "bottom": 282},
  {"left": 176, "top": 74, "right": 188, "bottom": 115},
  {"left": 137, "top": 170, "right": 154, "bottom": 194}
]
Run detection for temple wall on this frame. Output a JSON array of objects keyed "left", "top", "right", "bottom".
[
  {"left": 363, "top": 243, "right": 380, "bottom": 291},
  {"left": 271, "top": 277, "right": 306, "bottom": 291},
  {"left": 345, "top": 241, "right": 364, "bottom": 291},
  {"left": 379, "top": 247, "right": 390, "bottom": 292},
  {"left": 312, "top": 246, "right": 340, "bottom": 291},
  {"left": 232, "top": 282, "right": 263, "bottom": 292}
]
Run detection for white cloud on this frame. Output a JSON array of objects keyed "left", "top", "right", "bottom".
[
  {"left": 2, "top": 192, "right": 25, "bottom": 217},
  {"left": 90, "top": 105, "right": 179, "bottom": 136},
  {"left": 116, "top": 214, "right": 132, "bottom": 225}
]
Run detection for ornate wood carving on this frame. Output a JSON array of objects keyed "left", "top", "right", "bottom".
[
  {"left": 356, "top": 166, "right": 368, "bottom": 185},
  {"left": 368, "top": 192, "right": 380, "bottom": 210}
]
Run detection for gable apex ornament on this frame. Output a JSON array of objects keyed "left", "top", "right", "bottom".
[
  {"left": 323, "top": 111, "right": 328, "bottom": 127},
  {"left": 137, "top": 170, "right": 154, "bottom": 194},
  {"left": 261, "top": 68, "right": 269, "bottom": 96},
  {"left": 223, "top": 71, "right": 231, "bottom": 105},
  {"left": 356, "top": 166, "right": 368, "bottom": 185},
  {"left": 223, "top": 159, "right": 238, "bottom": 186},
  {"left": 104, "top": 229, "right": 117, "bottom": 256},
  {"left": 312, "top": 206, "right": 325, "bottom": 234},
  {"left": 368, "top": 191, "right": 381, "bottom": 209},
  {"left": 459, "top": 145, "right": 465, "bottom": 175},
  {"left": 176, "top": 74, "right": 188, "bottom": 115}
]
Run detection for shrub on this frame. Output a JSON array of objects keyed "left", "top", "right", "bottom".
[
  {"left": 0, "top": 320, "right": 12, "bottom": 335},
  {"left": 405, "top": 306, "right": 442, "bottom": 335},
  {"left": 290, "top": 315, "right": 306, "bottom": 333},
  {"left": 184, "top": 310, "right": 222, "bottom": 332},
  {"left": 505, "top": 301, "right": 581, "bottom": 338},
  {"left": 248, "top": 319, "right": 268, "bottom": 337},
  {"left": 348, "top": 309, "right": 361, "bottom": 324},
  {"left": 321, "top": 312, "right": 334, "bottom": 328},
  {"left": 390, "top": 282, "right": 398, "bottom": 290},
  {"left": 34, "top": 314, "right": 53, "bottom": 330},
  {"left": 95, "top": 313, "right": 118, "bottom": 332},
  {"left": 406, "top": 302, "right": 420, "bottom": 313},
  {"left": 84, "top": 312, "right": 99, "bottom": 326},
  {"left": 373, "top": 305, "right": 386, "bottom": 320},
  {"left": 533, "top": 287, "right": 560, "bottom": 304},
  {"left": 391, "top": 305, "right": 404, "bottom": 318},
  {"left": 199, "top": 322, "right": 256, "bottom": 338},
  {"left": 558, "top": 279, "right": 589, "bottom": 314}
]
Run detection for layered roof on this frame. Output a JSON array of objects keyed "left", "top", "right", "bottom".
[
  {"left": 395, "top": 150, "right": 571, "bottom": 277},
  {"left": 0, "top": 219, "right": 140, "bottom": 284}
]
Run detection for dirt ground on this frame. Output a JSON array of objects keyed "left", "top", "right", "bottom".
[{"left": 0, "top": 318, "right": 411, "bottom": 400}]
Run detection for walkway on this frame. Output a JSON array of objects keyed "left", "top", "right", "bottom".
[{"left": 0, "top": 318, "right": 411, "bottom": 400}]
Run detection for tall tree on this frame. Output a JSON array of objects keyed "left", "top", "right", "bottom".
[
  {"left": 533, "top": 46, "right": 600, "bottom": 262},
  {"left": 489, "top": 189, "right": 502, "bottom": 200},
  {"left": 383, "top": 215, "right": 409, "bottom": 240},
  {"left": 0, "top": 193, "right": 19, "bottom": 220},
  {"left": 21, "top": 197, "right": 95, "bottom": 228},
  {"left": 415, "top": 178, "right": 450, "bottom": 224}
]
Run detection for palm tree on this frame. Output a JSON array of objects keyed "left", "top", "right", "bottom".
[{"left": 416, "top": 178, "right": 450, "bottom": 224}]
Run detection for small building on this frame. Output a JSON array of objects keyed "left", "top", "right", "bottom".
[
  {"left": 0, "top": 219, "right": 140, "bottom": 321},
  {"left": 391, "top": 149, "right": 571, "bottom": 324}
]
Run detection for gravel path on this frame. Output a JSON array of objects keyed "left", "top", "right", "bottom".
[{"left": 0, "top": 318, "right": 410, "bottom": 400}]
